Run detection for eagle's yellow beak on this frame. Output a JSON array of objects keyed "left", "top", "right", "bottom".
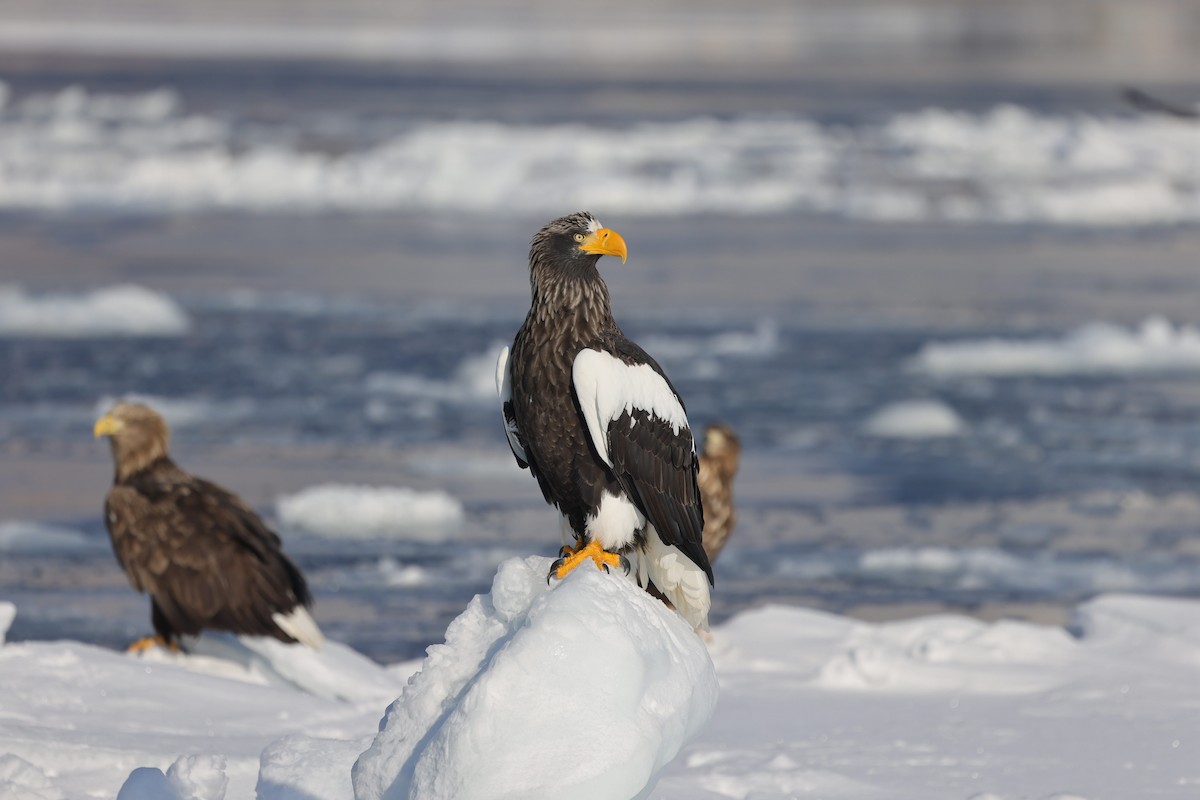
[
  {"left": 94, "top": 414, "right": 124, "bottom": 438},
  {"left": 579, "top": 227, "right": 628, "bottom": 263}
]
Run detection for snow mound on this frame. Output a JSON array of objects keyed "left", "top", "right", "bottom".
[
  {"left": 351, "top": 556, "right": 718, "bottom": 800},
  {"left": 0, "top": 753, "right": 62, "bottom": 800},
  {"left": 276, "top": 484, "right": 464, "bottom": 540},
  {"left": 713, "top": 604, "right": 1077, "bottom": 694},
  {"left": 1070, "top": 593, "right": 1200, "bottom": 667},
  {"left": 141, "top": 632, "right": 407, "bottom": 704},
  {"left": 0, "top": 284, "right": 190, "bottom": 338},
  {"left": 0, "top": 521, "right": 94, "bottom": 553},
  {"left": 117, "top": 756, "right": 227, "bottom": 800},
  {"left": 909, "top": 317, "right": 1200, "bottom": 377},
  {"left": 258, "top": 735, "right": 366, "bottom": 800},
  {"left": 862, "top": 399, "right": 965, "bottom": 439}
]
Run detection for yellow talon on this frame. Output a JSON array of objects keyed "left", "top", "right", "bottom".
[
  {"left": 126, "top": 635, "right": 179, "bottom": 654},
  {"left": 553, "top": 539, "right": 624, "bottom": 580}
]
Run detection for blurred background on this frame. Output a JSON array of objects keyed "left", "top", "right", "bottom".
[{"left": 2, "top": 0, "right": 1200, "bottom": 663}]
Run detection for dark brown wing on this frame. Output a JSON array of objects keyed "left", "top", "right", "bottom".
[{"left": 104, "top": 461, "right": 310, "bottom": 643}]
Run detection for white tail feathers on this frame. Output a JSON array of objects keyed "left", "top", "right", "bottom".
[
  {"left": 640, "top": 526, "right": 711, "bottom": 630},
  {"left": 272, "top": 605, "right": 326, "bottom": 650}
]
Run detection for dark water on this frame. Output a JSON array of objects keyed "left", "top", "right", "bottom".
[{"left": 3, "top": 61, "right": 1200, "bottom": 662}]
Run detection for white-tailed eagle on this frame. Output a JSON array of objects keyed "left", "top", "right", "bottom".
[{"left": 94, "top": 402, "right": 324, "bottom": 652}]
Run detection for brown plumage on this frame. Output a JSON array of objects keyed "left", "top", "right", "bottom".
[
  {"left": 698, "top": 423, "right": 741, "bottom": 563},
  {"left": 94, "top": 402, "right": 323, "bottom": 650}
]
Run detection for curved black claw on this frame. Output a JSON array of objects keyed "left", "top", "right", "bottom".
[
  {"left": 547, "top": 558, "right": 565, "bottom": 584},
  {"left": 601, "top": 553, "right": 633, "bottom": 576}
]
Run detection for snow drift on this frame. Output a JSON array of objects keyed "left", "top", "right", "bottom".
[
  {"left": 351, "top": 556, "right": 719, "bottom": 800},
  {"left": 0, "top": 285, "right": 190, "bottom": 338},
  {"left": 276, "top": 484, "right": 465, "bottom": 540},
  {"left": 909, "top": 317, "right": 1200, "bottom": 377}
]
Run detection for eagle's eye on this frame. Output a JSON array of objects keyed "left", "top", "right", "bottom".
[{"left": 573, "top": 233, "right": 585, "bottom": 242}]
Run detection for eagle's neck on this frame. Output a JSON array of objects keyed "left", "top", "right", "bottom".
[
  {"left": 113, "top": 441, "right": 172, "bottom": 484},
  {"left": 527, "top": 260, "right": 615, "bottom": 343}
]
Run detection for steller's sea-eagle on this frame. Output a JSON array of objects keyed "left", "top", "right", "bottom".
[
  {"left": 94, "top": 402, "right": 324, "bottom": 652},
  {"left": 698, "top": 422, "right": 741, "bottom": 564},
  {"left": 497, "top": 212, "right": 714, "bottom": 629}
]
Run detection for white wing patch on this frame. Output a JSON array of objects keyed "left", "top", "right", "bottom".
[
  {"left": 572, "top": 348, "right": 689, "bottom": 468},
  {"left": 496, "top": 346, "right": 528, "bottom": 465}
]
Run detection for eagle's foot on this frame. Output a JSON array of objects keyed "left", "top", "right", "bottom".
[
  {"left": 549, "top": 539, "right": 627, "bottom": 580},
  {"left": 126, "top": 635, "right": 180, "bottom": 654}
]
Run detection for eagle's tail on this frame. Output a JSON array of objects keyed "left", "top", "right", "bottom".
[
  {"left": 273, "top": 605, "right": 326, "bottom": 650},
  {"left": 639, "top": 525, "right": 711, "bottom": 630}
]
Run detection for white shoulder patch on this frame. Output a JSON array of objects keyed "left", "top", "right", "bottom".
[
  {"left": 496, "top": 345, "right": 511, "bottom": 400},
  {"left": 496, "top": 346, "right": 528, "bottom": 465},
  {"left": 572, "top": 348, "right": 689, "bottom": 467}
]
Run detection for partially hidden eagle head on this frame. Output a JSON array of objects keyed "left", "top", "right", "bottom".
[
  {"left": 528, "top": 212, "right": 628, "bottom": 276},
  {"left": 703, "top": 423, "right": 741, "bottom": 475},
  {"left": 94, "top": 402, "right": 171, "bottom": 479}
]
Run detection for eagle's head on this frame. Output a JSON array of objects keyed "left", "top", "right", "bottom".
[
  {"left": 94, "top": 402, "right": 171, "bottom": 479},
  {"left": 702, "top": 423, "right": 741, "bottom": 473},
  {"left": 529, "top": 212, "right": 628, "bottom": 276}
]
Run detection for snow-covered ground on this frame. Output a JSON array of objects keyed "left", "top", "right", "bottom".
[{"left": 3, "top": 560, "right": 1199, "bottom": 800}]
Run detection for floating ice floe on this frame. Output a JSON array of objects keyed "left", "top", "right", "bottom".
[
  {"left": 364, "top": 343, "right": 506, "bottom": 405},
  {"left": 2, "top": 86, "right": 1200, "bottom": 226},
  {"left": 0, "top": 521, "right": 94, "bottom": 553},
  {"left": 276, "top": 483, "right": 465, "bottom": 540},
  {"left": 861, "top": 399, "right": 966, "bottom": 439},
  {"left": 0, "top": 285, "right": 190, "bottom": 338},
  {"left": 909, "top": 316, "right": 1200, "bottom": 377}
]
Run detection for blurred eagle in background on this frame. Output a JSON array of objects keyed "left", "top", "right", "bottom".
[
  {"left": 698, "top": 423, "right": 741, "bottom": 564},
  {"left": 497, "top": 212, "right": 714, "bottom": 629},
  {"left": 94, "top": 402, "right": 323, "bottom": 652}
]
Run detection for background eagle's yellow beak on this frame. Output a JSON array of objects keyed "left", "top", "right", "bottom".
[
  {"left": 93, "top": 415, "right": 123, "bottom": 438},
  {"left": 579, "top": 228, "right": 628, "bottom": 263}
]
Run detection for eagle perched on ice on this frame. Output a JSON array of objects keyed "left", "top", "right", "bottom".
[
  {"left": 497, "top": 212, "right": 714, "bottom": 629},
  {"left": 94, "top": 402, "right": 323, "bottom": 651}
]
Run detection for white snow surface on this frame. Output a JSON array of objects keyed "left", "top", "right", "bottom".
[
  {"left": 910, "top": 316, "right": 1200, "bottom": 377},
  {"left": 353, "top": 556, "right": 718, "bottom": 800},
  {"left": 0, "top": 284, "right": 190, "bottom": 338},
  {"left": 862, "top": 399, "right": 967, "bottom": 439},
  {"left": 4, "top": 579, "right": 1200, "bottom": 798},
  {"left": 275, "top": 483, "right": 465, "bottom": 540},
  {"left": 2, "top": 86, "right": 1199, "bottom": 226}
]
